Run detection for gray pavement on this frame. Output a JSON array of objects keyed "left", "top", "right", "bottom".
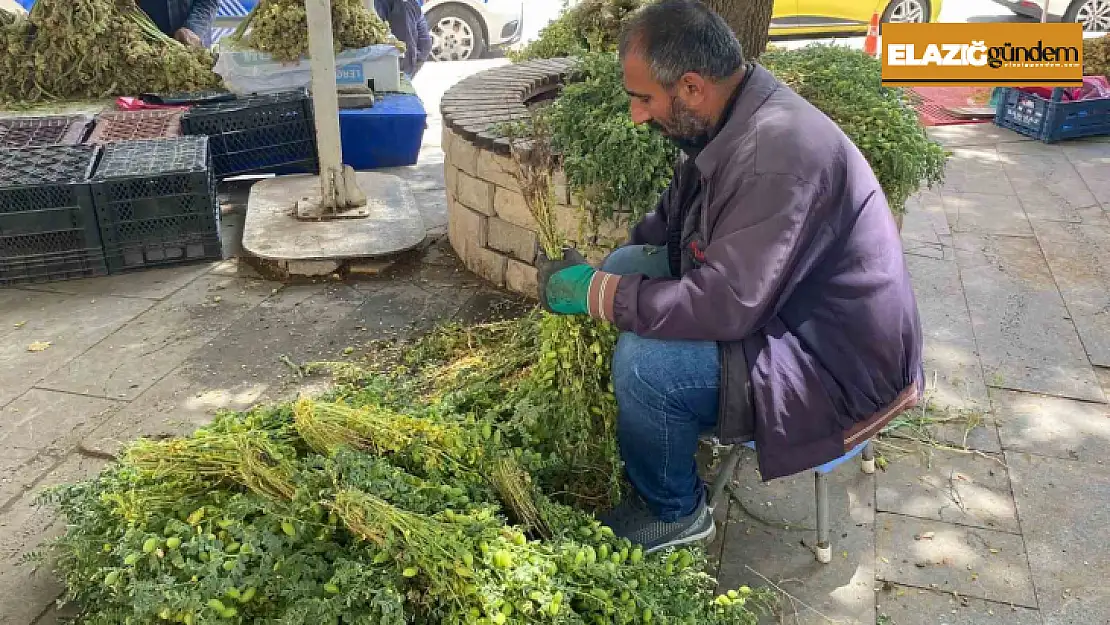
[{"left": 5, "top": 37, "right": 1110, "bottom": 625}]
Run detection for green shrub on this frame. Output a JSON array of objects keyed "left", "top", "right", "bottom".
[{"left": 510, "top": 0, "right": 646, "bottom": 62}]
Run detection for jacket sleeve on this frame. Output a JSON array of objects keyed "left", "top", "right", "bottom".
[
  {"left": 185, "top": 0, "right": 219, "bottom": 42},
  {"left": 590, "top": 173, "right": 835, "bottom": 341},
  {"left": 412, "top": 3, "right": 432, "bottom": 61}
]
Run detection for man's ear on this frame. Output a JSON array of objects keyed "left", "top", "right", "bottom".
[{"left": 678, "top": 72, "right": 708, "bottom": 104}]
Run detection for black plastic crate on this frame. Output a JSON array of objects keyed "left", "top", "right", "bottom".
[
  {"left": 90, "top": 136, "right": 223, "bottom": 273},
  {"left": 0, "top": 144, "right": 107, "bottom": 284},
  {"left": 0, "top": 249, "right": 108, "bottom": 286},
  {"left": 0, "top": 115, "right": 93, "bottom": 149},
  {"left": 180, "top": 90, "right": 319, "bottom": 178}
]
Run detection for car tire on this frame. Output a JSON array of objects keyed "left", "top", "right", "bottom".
[
  {"left": 880, "top": 0, "right": 930, "bottom": 31},
  {"left": 1064, "top": 0, "right": 1110, "bottom": 31},
  {"left": 426, "top": 4, "right": 487, "bottom": 62}
]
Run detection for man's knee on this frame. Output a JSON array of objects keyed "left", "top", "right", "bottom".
[{"left": 600, "top": 245, "right": 672, "bottom": 278}]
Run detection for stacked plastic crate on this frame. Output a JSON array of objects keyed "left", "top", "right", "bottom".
[
  {"left": 0, "top": 144, "right": 106, "bottom": 285},
  {"left": 181, "top": 89, "right": 319, "bottom": 179},
  {"left": 89, "top": 136, "right": 223, "bottom": 273}
]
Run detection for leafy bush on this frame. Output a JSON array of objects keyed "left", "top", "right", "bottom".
[
  {"left": 760, "top": 44, "right": 947, "bottom": 215},
  {"left": 510, "top": 0, "right": 646, "bottom": 62}
]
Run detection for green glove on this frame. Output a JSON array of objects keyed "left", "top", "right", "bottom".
[{"left": 536, "top": 247, "right": 594, "bottom": 315}]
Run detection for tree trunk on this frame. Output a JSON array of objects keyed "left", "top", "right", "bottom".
[{"left": 702, "top": 0, "right": 776, "bottom": 60}]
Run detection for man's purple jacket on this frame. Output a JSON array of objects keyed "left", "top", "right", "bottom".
[{"left": 589, "top": 64, "right": 925, "bottom": 480}]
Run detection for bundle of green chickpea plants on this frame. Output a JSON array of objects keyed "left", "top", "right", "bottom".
[
  {"left": 0, "top": 0, "right": 221, "bottom": 104},
  {"left": 34, "top": 126, "right": 769, "bottom": 625},
  {"left": 225, "top": 0, "right": 402, "bottom": 63}
]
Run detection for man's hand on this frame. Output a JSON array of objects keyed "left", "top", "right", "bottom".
[
  {"left": 536, "top": 247, "right": 594, "bottom": 315},
  {"left": 174, "top": 28, "right": 202, "bottom": 47}
]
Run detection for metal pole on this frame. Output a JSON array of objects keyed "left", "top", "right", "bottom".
[
  {"left": 304, "top": 0, "right": 344, "bottom": 212},
  {"left": 1041, "top": 0, "right": 1049, "bottom": 22}
]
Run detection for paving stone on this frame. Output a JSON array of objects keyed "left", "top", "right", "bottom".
[
  {"left": 926, "top": 124, "right": 1031, "bottom": 148},
  {"left": 1031, "top": 219, "right": 1110, "bottom": 366},
  {"left": 876, "top": 583, "right": 1043, "bottom": 625},
  {"left": 38, "top": 274, "right": 277, "bottom": 401},
  {"left": 876, "top": 443, "right": 1018, "bottom": 532},
  {"left": 942, "top": 192, "right": 1032, "bottom": 236},
  {"left": 505, "top": 259, "right": 538, "bottom": 298},
  {"left": 410, "top": 187, "right": 449, "bottom": 233},
  {"left": 1062, "top": 139, "right": 1110, "bottom": 206},
  {"left": 994, "top": 145, "right": 1104, "bottom": 224},
  {"left": 0, "top": 450, "right": 51, "bottom": 511},
  {"left": 992, "top": 388, "right": 1110, "bottom": 465},
  {"left": 487, "top": 217, "right": 537, "bottom": 263},
  {"left": 905, "top": 254, "right": 992, "bottom": 415},
  {"left": 456, "top": 170, "right": 495, "bottom": 215},
  {"left": 1007, "top": 451, "right": 1110, "bottom": 625},
  {"left": 453, "top": 289, "right": 533, "bottom": 325},
  {"left": 79, "top": 284, "right": 367, "bottom": 456},
  {"left": 0, "top": 454, "right": 108, "bottom": 625},
  {"left": 953, "top": 232, "right": 1103, "bottom": 402},
  {"left": 493, "top": 186, "right": 537, "bottom": 230},
  {"left": 939, "top": 148, "right": 1015, "bottom": 196},
  {"left": 0, "top": 390, "right": 122, "bottom": 459},
  {"left": 902, "top": 190, "right": 954, "bottom": 261},
  {"left": 875, "top": 513, "right": 1037, "bottom": 608},
  {"left": 717, "top": 448, "right": 876, "bottom": 625},
  {"left": 13, "top": 263, "right": 213, "bottom": 300},
  {"left": 0, "top": 293, "right": 154, "bottom": 408}
]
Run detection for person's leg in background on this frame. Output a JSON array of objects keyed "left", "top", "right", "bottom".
[{"left": 597, "top": 245, "right": 720, "bottom": 553}]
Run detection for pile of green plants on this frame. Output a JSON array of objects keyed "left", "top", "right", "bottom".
[
  {"left": 1, "top": 0, "right": 221, "bottom": 104},
  {"left": 35, "top": 305, "right": 771, "bottom": 624},
  {"left": 1084, "top": 34, "right": 1110, "bottom": 79},
  {"left": 510, "top": 0, "right": 646, "bottom": 62},
  {"left": 226, "top": 0, "right": 402, "bottom": 63}
]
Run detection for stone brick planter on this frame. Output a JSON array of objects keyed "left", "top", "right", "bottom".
[{"left": 441, "top": 58, "right": 628, "bottom": 298}]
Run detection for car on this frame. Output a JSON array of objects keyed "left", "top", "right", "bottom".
[
  {"left": 768, "top": 0, "right": 944, "bottom": 36},
  {"left": 212, "top": 0, "right": 523, "bottom": 61},
  {"left": 423, "top": 0, "right": 523, "bottom": 61},
  {"left": 989, "top": 0, "right": 1109, "bottom": 31}
]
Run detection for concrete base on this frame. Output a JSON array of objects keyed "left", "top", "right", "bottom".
[{"left": 242, "top": 171, "right": 425, "bottom": 276}]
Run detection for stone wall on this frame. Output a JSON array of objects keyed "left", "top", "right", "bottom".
[{"left": 440, "top": 59, "right": 627, "bottom": 298}]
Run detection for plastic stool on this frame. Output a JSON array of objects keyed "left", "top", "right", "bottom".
[{"left": 703, "top": 437, "right": 875, "bottom": 563}]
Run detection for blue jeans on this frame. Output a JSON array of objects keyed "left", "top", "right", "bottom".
[{"left": 601, "top": 245, "right": 720, "bottom": 522}]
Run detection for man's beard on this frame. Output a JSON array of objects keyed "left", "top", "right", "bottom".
[{"left": 650, "top": 95, "right": 713, "bottom": 154}]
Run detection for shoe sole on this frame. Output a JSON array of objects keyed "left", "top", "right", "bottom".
[{"left": 643, "top": 519, "right": 717, "bottom": 555}]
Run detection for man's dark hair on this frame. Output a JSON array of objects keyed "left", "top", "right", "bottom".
[{"left": 618, "top": 0, "right": 745, "bottom": 88}]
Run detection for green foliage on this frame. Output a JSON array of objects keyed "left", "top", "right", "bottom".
[
  {"left": 510, "top": 0, "right": 647, "bottom": 62},
  {"left": 542, "top": 53, "right": 679, "bottom": 234},
  {"left": 759, "top": 44, "right": 948, "bottom": 215},
  {"left": 1084, "top": 34, "right": 1110, "bottom": 79},
  {"left": 37, "top": 314, "right": 774, "bottom": 625}
]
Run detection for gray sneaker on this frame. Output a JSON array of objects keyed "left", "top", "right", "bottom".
[{"left": 598, "top": 489, "right": 716, "bottom": 554}]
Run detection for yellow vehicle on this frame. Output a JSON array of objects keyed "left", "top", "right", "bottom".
[{"left": 769, "top": 0, "right": 943, "bottom": 36}]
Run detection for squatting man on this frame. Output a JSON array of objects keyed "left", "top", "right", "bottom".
[{"left": 535, "top": 0, "right": 924, "bottom": 554}]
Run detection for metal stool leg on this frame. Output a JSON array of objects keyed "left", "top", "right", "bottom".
[
  {"left": 815, "top": 471, "right": 832, "bottom": 563},
  {"left": 861, "top": 440, "right": 876, "bottom": 474},
  {"left": 707, "top": 444, "right": 744, "bottom": 513}
]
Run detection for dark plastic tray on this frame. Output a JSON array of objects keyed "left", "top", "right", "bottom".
[
  {"left": 180, "top": 90, "right": 319, "bottom": 178},
  {"left": 89, "top": 137, "right": 222, "bottom": 272},
  {"left": 0, "top": 144, "right": 106, "bottom": 284},
  {"left": 0, "top": 115, "right": 93, "bottom": 149}
]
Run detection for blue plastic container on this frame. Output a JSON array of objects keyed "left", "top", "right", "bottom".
[
  {"left": 994, "top": 86, "right": 1110, "bottom": 143},
  {"left": 339, "top": 94, "right": 427, "bottom": 170}
]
